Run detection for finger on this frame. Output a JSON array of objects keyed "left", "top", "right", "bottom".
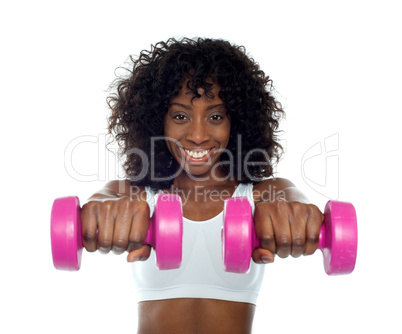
[
  {"left": 127, "top": 245, "right": 152, "bottom": 262},
  {"left": 112, "top": 198, "right": 134, "bottom": 255},
  {"left": 97, "top": 201, "right": 115, "bottom": 254},
  {"left": 305, "top": 206, "right": 324, "bottom": 255},
  {"left": 254, "top": 203, "right": 276, "bottom": 254},
  {"left": 128, "top": 201, "right": 150, "bottom": 251},
  {"left": 271, "top": 202, "right": 292, "bottom": 259},
  {"left": 290, "top": 206, "right": 305, "bottom": 258},
  {"left": 252, "top": 248, "right": 275, "bottom": 264},
  {"left": 81, "top": 202, "right": 98, "bottom": 252}
]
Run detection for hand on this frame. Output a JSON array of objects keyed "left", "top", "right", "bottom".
[
  {"left": 80, "top": 196, "right": 152, "bottom": 262},
  {"left": 252, "top": 200, "right": 324, "bottom": 264}
]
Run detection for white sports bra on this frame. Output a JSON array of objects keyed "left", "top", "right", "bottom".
[{"left": 131, "top": 183, "right": 265, "bottom": 305}]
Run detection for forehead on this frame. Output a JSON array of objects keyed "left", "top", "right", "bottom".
[{"left": 172, "top": 78, "right": 222, "bottom": 102}]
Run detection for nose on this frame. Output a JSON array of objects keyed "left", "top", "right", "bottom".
[{"left": 186, "top": 119, "right": 210, "bottom": 144}]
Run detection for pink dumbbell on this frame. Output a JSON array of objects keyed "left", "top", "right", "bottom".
[
  {"left": 222, "top": 197, "right": 358, "bottom": 275},
  {"left": 51, "top": 193, "right": 183, "bottom": 271}
]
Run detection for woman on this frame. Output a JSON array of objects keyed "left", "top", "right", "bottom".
[{"left": 81, "top": 38, "right": 323, "bottom": 333}]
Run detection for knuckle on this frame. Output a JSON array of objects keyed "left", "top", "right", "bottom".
[
  {"left": 129, "top": 234, "right": 145, "bottom": 249},
  {"left": 260, "top": 233, "right": 275, "bottom": 243},
  {"left": 308, "top": 203, "right": 320, "bottom": 212},
  {"left": 136, "top": 199, "right": 150, "bottom": 215},
  {"left": 82, "top": 231, "right": 96, "bottom": 243},
  {"left": 82, "top": 200, "right": 97, "bottom": 209},
  {"left": 255, "top": 200, "right": 269, "bottom": 209},
  {"left": 277, "top": 237, "right": 291, "bottom": 250},
  {"left": 81, "top": 203, "right": 89, "bottom": 214},
  {"left": 103, "top": 200, "right": 114, "bottom": 210},
  {"left": 113, "top": 238, "right": 128, "bottom": 249},
  {"left": 257, "top": 200, "right": 274, "bottom": 212},
  {"left": 118, "top": 196, "right": 132, "bottom": 209},
  {"left": 292, "top": 237, "right": 304, "bottom": 248},
  {"left": 307, "top": 204, "right": 323, "bottom": 218},
  {"left": 128, "top": 241, "right": 143, "bottom": 251},
  {"left": 98, "top": 239, "right": 112, "bottom": 249},
  {"left": 291, "top": 238, "right": 304, "bottom": 256},
  {"left": 81, "top": 201, "right": 98, "bottom": 216},
  {"left": 289, "top": 201, "right": 308, "bottom": 220},
  {"left": 259, "top": 233, "right": 275, "bottom": 248},
  {"left": 307, "top": 233, "right": 319, "bottom": 245},
  {"left": 291, "top": 201, "right": 304, "bottom": 214},
  {"left": 120, "top": 196, "right": 148, "bottom": 217},
  {"left": 275, "top": 199, "right": 288, "bottom": 211}
]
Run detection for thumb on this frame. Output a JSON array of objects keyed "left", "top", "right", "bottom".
[
  {"left": 127, "top": 245, "right": 151, "bottom": 262},
  {"left": 252, "top": 248, "right": 275, "bottom": 264}
]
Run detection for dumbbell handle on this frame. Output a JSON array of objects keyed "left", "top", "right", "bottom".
[
  {"left": 250, "top": 201, "right": 357, "bottom": 274},
  {"left": 94, "top": 194, "right": 183, "bottom": 268},
  {"left": 223, "top": 199, "right": 358, "bottom": 275},
  {"left": 249, "top": 215, "right": 327, "bottom": 251},
  {"left": 51, "top": 194, "right": 183, "bottom": 271},
  {"left": 52, "top": 196, "right": 154, "bottom": 251}
]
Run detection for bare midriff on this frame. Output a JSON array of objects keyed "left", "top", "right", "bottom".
[{"left": 137, "top": 298, "right": 256, "bottom": 334}]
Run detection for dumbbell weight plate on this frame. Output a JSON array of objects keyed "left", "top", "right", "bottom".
[
  {"left": 320, "top": 200, "right": 358, "bottom": 275},
  {"left": 152, "top": 193, "right": 183, "bottom": 270},
  {"left": 51, "top": 196, "right": 83, "bottom": 271},
  {"left": 51, "top": 194, "right": 184, "bottom": 271},
  {"left": 223, "top": 198, "right": 358, "bottom": 276},
  {"left": 222, "top": 197, "right": 254, "bottom": 273}
]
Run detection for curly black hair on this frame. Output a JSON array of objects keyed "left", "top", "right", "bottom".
[{"left": 107, "top": 37, "right": 285, "bottom": 190}]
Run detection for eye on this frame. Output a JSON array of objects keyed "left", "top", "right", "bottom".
[
  {"left": 210, "top": 114, "right": 224, "bottom": 121},
  {"left": 173, "top": 114, "right": 188, "bottom": 121}
]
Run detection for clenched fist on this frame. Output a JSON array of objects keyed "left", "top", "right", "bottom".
[
  {"left": 80, "top": 181, "right": 152, "bottom": 262},
  {"left": 251, "top": 181, "right": 324, "bottom": 264}
]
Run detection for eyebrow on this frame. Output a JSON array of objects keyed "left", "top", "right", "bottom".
[{"left": 169, "top": 102, "right": 226, "bottom": 111}]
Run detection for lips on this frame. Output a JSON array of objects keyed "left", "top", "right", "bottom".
[
  {"left": 180, "top": 147, "right": 214, "bottom": 163},
  {"left": 184, "top": 148, "right": 211, "bottom": 158}
]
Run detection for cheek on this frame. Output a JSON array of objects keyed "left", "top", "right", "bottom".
[
  {"left": 163, "top": 118, "right": 169, "bottom": 137},
  {"left": 164, "top": 118, "right": 181, "bottom": 139},
  {"left": 220, "top": 122, "right": 231, "bottom": 144},
  {"left": 164, "top": 126, "right": 182, "bottom": 156},
  {"left": 163, "top": 125, "right": 175, "bottom": 146}
]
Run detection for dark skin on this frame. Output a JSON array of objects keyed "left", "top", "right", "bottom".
[{"left": 81, "top": 82, "right": 323, "bottom": 334}]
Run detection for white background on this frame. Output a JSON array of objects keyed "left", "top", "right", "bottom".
[{"left": 1, "top": 1, "right": 401, "bottom": 333}]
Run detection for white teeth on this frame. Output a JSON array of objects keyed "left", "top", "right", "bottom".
[{"left": 184, "top": 149, "right": 210, "bottom": 158}]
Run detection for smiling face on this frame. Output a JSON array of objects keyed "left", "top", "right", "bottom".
[{"left": 164, "top": 81, "right": 231, "bottom": 181}]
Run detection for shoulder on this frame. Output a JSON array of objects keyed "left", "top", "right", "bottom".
[{"left": 252, "top": 178, "right": 295, "bottom": 202}]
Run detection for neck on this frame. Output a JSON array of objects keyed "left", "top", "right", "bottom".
[
  {"left": 171, "top": 170, "right": 238, "bottom": 192},
  {"left": 168, "top": 172, "right": 238, "bottom": 207}
]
